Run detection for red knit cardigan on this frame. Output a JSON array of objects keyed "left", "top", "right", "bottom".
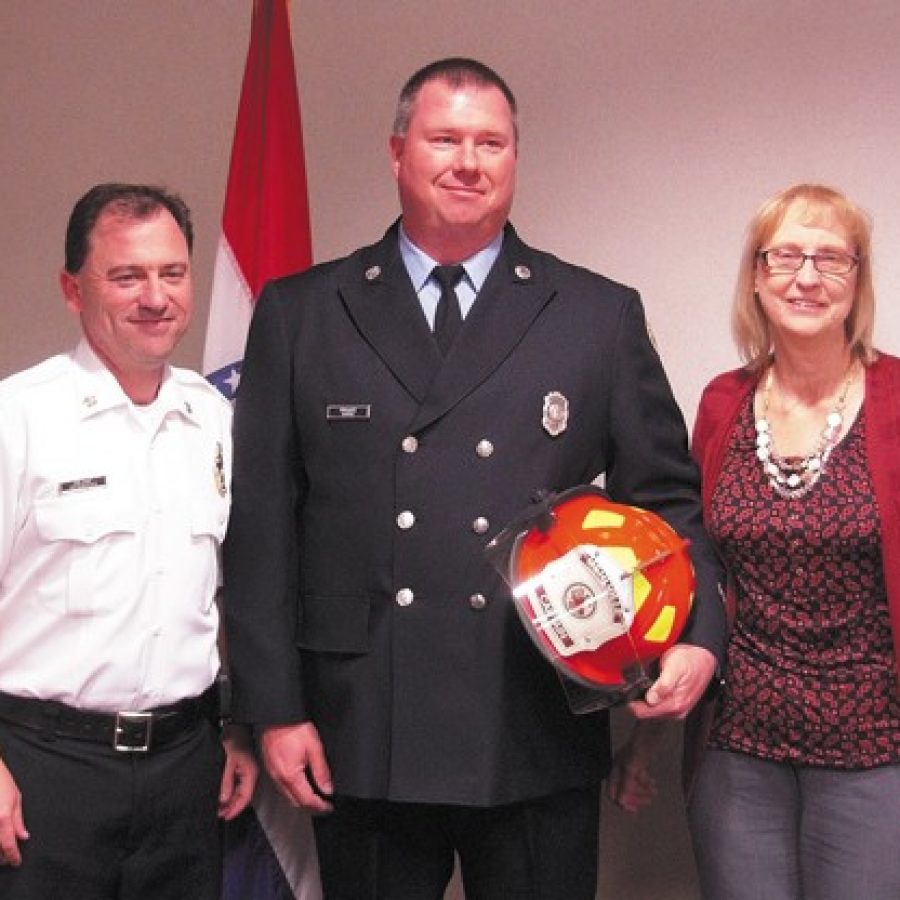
[{"left": 683, "top": 352, "right": 900, "bottom": 793}]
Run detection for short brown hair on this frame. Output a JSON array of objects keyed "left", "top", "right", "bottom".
[
  {"left": 65, "top": 183, "right": 193, "bottom": 274},
  {"left": 392, "top": 57, "right": 518, "bottom": 143}
]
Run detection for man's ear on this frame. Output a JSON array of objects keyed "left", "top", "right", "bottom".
[
  {"left": 389, "top": 135, "right": 404, "bottom": 179},
  {"left": 60, "top": 269, "right": 83, "bottom": 314}
]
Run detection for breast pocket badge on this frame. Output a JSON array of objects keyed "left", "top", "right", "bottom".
[{"left": 542, "top": 391, "right": 569, "bottom": 437}]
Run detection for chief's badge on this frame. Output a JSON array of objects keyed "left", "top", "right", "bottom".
[
  {"left": 213, "top": 442, "right": 227, "bottom": 496},
  {"left": 542, "top": 391, "right": 569, "bottom": 437}
]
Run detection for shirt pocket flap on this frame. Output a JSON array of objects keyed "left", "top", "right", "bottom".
[
  {"left": 296, "top": 594, "right": 370, "bottom": 654},
  {"left": 190, "top": 502, "right": 229, "bottom": 543},
  {"left": 33, "top": 493, "right": 138, "bottom": 544}
]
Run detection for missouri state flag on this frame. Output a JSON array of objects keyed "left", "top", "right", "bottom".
[
  {"left": 203, "top": 2, "right": 320, "bottom": 898},
  {"left": 203, "top": 0, "right": 312, "bottom": 396}
]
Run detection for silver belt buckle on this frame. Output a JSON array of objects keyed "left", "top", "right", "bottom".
[{"left": 113, "top": 710, "right": 153, "bottom": 752}]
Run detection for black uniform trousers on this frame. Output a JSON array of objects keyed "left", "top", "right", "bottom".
[
  {"left": 313, "top": 785, "right": 601, "bottom": 900},
  {"left": 0, "top": 716, "right": 224, "bottom": 900}
]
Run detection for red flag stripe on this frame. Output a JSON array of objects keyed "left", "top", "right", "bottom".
[{"left": 223, "top": 0, "right": 312, "bottom": 299}]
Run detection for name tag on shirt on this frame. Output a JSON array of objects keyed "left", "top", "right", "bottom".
[
  {"left": 58, "top": 475, "right": 107, "bottom": 494},
  {"left": 326, "top": 404, "right": 371, "bottom": 421}
]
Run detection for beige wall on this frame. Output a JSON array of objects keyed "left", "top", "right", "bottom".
[
  {"left": 4, "top": 2, "right": 900, "bottom": 897},
  {"left": 3, "top": 1, "right": 899, "bottom": 398}
]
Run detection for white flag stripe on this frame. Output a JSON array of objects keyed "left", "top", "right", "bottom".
[
  {"left": 254, "top": 773, "right": 322, "bottom": 899},
  {"left": 203, "top": 237, "right": 253, "bottom": 382}
]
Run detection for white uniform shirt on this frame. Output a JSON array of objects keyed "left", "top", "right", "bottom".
[{"left": 0, "top": 341, "right": 231, "bottom": 711}]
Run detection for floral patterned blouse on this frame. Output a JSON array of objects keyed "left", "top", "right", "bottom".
[{"left": 707, "top": 399, "right": 900, "bottom": 768}]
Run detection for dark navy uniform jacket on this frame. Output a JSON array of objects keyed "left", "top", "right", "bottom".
[{"left": 224, "top": 222, "right": 726, "bottom": 806}]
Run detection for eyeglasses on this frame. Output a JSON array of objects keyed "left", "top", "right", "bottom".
[{"left": 757, "top": 247, "right": 859, "bottom": 276}]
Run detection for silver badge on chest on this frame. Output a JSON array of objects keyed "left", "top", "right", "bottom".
[{"left": 542, "top": 391, "right": 569, "bottom": 437}]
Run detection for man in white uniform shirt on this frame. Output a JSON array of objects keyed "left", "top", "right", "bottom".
[{"left": 0, "top": 183, "right": 257, "bottom": 899}]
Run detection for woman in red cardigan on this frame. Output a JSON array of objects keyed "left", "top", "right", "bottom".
[{"left": 611, "top": 184, "right": 900, "bottom": 900}]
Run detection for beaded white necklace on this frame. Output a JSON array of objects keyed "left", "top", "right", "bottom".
[{"left": 754, "top": 365, "right": 855, "bottom": 500}]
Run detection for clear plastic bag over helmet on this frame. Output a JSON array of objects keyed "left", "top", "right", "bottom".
[{"left": 485, "top": 485, "right": 695, "bottom": 713}]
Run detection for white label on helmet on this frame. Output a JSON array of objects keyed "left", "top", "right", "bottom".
[{"left": 515, "top": 544, "right": 635, "bottom": 658}]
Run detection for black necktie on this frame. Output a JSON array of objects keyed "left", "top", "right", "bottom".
[{"left": 432, "top": 265, "right": 465, "bottom": 355}]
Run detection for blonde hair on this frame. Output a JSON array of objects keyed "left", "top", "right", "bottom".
[{"left": 732, "top": 183, "right": 876, "bottom": 371}]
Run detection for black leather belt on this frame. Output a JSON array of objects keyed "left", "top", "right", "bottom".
[{"left": 0, "top": 687, "right": 219, "bottom": 753}]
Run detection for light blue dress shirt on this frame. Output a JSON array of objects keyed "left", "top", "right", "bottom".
[{"left": 398, "top": 225, "right": 503, "bottom": 330}]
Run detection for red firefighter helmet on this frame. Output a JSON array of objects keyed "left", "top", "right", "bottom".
[{"left": 503, "top": 485, "right": 695, "bottom": 690}]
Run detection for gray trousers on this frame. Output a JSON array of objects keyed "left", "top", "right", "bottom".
[{"left": 688, "top": 748, "right": 900, "bottom": 900}]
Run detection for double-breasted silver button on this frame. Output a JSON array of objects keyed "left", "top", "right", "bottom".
[
  {"left": 475, "top": 439, "right": 494, "bottom": 458},
  {"left": 397, "top": 510, "right": 416, "bottom": 530},
  {"left": 401, "top": 435, "right": 419, "bottom": 453},
  {"left": 396, "top": 588, "right": 414, "bottom": 607},
  {"left": 469, "top": 593, "right": 487, "bottom": 610},
  {"left": 472, "top": 517, "right": 490, "bottom": 535}
]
